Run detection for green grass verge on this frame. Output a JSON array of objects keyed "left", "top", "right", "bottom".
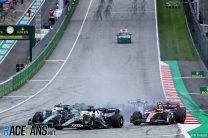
[{"left": 157, "top": 0, "right": 197, "bottom": 60}]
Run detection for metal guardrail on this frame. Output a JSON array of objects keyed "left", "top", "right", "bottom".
[
  {"left": 183, "top": 0, "right": 208, "bottom": 68},
  {"left": 0, "top": 78, "right": 12, "bottom": 97},
  {"left": 0, "top": 1, "right": 79, "bottom": 96}
]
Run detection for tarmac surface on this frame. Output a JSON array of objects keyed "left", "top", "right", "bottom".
[
  {"left": 0, "top": 0, "right": 183, "bottom": 137},
  {"left": 178, "top": 61, "right": 208, "bottom": 113}
]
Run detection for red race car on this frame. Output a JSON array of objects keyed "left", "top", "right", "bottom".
[{"left": 130, "top": 101, "right": 186, "bottom": 125}]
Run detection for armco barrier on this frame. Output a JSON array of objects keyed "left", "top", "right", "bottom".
[
  {"left": 0, "top": 1, "right": 79, "bottom": 96},
  {"left": 183, "top": 0, "right": 208, "bottom": 68},
  {"left": 0, "top": 79, "right": 12, "bottom": 97}
]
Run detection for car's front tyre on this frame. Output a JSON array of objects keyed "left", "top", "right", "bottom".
[
  {"left": 111, "top": 114, "right": 124, "bottom": 128},
  {"left": 175, "top": 107, "right": 186, "bottom": 123},
  {"left": 131, "top": 111, "right": 142, "bottom": 125},
  {"left": 83, "top": 115, "right": 94, "bottom": 130}
]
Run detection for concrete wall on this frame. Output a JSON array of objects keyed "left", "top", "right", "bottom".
[{"left": 199, "top": 0, "right": 208, "bottom": 24}]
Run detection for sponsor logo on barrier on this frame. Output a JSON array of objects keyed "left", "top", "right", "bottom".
[
  {"left": 2, "top": 125, "right": 55, "bottom": 136},
  {"left": 191, "top": 71, "right": 206, "bottom": 78},
  {"left": 200, "top": 86, "right": 208, "bottom": 94}
]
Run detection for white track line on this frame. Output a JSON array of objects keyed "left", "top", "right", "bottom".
[
  {"left": 45, "top": 60, "right": 65, "bottom": 62},
  {"left": 0, "top": 0, "right": 94, "bottom": 114},
  {"left": 154, "top": 0, "right": 166, "bottom": 100},
  {"left": 28, "top": 80, "right": 50, "bottom": 82}
]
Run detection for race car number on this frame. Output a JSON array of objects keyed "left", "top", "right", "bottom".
[{"left": 71, "top": 124, "right": 83, "bottom": 127}]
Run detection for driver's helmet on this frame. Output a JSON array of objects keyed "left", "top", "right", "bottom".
[
  {"left": 52, "top": 109, "right": 57, "bottom": 113},
  {"left": 52, "top": 106, "right": 63, "bottom": 113},
  {"left": 157, "top": 102, "right": 163, "bottom": 109},
  {"left": 87, "top": 106, "right": 94, "bottom": 112},
  {"left": 55, "top": 104, "right": 61, "bottom": 107},
  {"left": 60, "top": 110, "right": 67, "bottom": 115}
]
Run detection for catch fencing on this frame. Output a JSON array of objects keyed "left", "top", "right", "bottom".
[{"left": 183, "top": 0, "right": 208, "bottom": 68}]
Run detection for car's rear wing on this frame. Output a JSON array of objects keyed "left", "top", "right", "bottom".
[
  {"left": 162, "top": 101, "right": 180, "bottom": 109},
  {"left": 97, "top": 108, "right": 120, "bottom": 113}
]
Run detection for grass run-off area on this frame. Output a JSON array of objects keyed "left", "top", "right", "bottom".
[{"left": 157, "top": 0, "right": 197, "bottom": 60}]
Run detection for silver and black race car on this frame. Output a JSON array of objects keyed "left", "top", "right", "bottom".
[
  {"left": 55, "top": 106, "right": 124, "bottom": 130},
  {"left": 28, "top": 105, "right": 124, "bottom": 130},
  {"left": 130, "top": 100, "right": 186, "bottom": 125}
]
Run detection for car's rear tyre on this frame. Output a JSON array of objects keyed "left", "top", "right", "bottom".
[
  {"left": 83, "top": 115, "right": 94, "bottom": 130},
  {"left": 175, "top": 107, "right": 186, "bottom": 123},
  {"left": 55, "top": 126, "right": 63, "bottom": 130},
  {"left": 53, "top": 115, "right": 64, "bottom": 125},
  {"left": 162, "top": 112, "right": 174, "bottom": 125},
  {"left": 32, "top": 112, "right": 44, "bottom": 124},
  {"left": 88, "top": 118, "right": 94, "bottom": 130},
  {"left": 54, "top": 116, "right": 64, "bottom": 130},
  {"left": 131, "top": 111, "right": 142, "bottom": 125},
  {"left": 111, "top": 114, "right": 124, "bottom": 128}
]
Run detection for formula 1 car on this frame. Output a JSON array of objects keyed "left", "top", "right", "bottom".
[
  {"left": 116, "top": 28, "right": 132, "bottom": 43},
  {"left": 28, "top": 104, "right": 80, "bottom": 127},
  {"left": 54, "top": 106, "right": 124, "bottom": 130},
  {"left": 130, "top": 101, "right": 186, "bottom": 125},
  {"left": 28, "top": 105, "right": 124, "bottom": 130}
]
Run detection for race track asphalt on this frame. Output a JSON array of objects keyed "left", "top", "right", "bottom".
[{"left": 0, "top": 0, "right": 184, "bottom": 137}]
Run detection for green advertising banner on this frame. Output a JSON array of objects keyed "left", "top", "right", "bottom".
[
  {"left": 200, "top": 86, "right": 208, "bottom": 94},
  {"left": 191, "top": 71, "right": 206, "bottom": 78}
]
